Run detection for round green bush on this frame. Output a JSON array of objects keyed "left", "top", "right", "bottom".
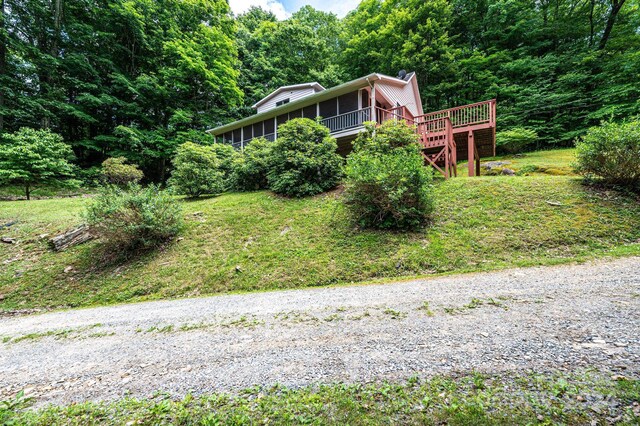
[
  {"left": 100, "top": 157, "right": 144, "bottom": 186},
  {"left": 575, "top": 119, "right": 640, "bottom": 188},
  {"left": 85, "top": 184, "right": 183, "bottom": 253},
  {"left": 496, "top": 127, "right": 537, "bottom": 154},
  {"left": 210, "top": 142, "right": 239, "bottom": 189},
  {"left": 232, "top": 137, "right": 272, "bottom": 191},
  {"left": 267, "top": 118, "right": 343, "bottom": 197},
  {"left": 168, "top": 142, "right": 225, "bottom": 197},
  {"left": 344, "top": 121, "right": 434, "bottom": 230}
]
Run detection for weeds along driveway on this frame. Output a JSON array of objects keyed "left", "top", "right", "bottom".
[{"left": 1, "top": 257, "right": 639, "bottom": 407}]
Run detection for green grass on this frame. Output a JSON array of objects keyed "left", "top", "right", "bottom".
[
  {"left": 1, "top": 150, "right": 639, "bottom": 312},
  {"left": 2, "top": 371, "right": 638, "bottom": 425},
  {"left": 0, "top": 184, "right": 91, "bottom": 200},
  {"left": 458, "top": 147, "right": 578, "bottom": 177}
]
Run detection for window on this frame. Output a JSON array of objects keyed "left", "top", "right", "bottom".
[{"left": 276, "top": 99, "right": 290, "bottom": 107}]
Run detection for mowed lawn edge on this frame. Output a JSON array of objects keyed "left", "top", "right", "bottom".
[{"left": 1, "top": 174, "right": 639, "bottom": 313}]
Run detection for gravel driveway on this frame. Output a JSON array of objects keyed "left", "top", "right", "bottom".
[{"left": 1, "top": 257, "right": 639, "bottom": 407}]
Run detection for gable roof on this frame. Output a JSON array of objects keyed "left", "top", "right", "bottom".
[
  {"left": 252, "top": 82, "right": 325, "bottom": 109},
  {"left": 209, "top": 72, "right": 422, "bottom": 135}
]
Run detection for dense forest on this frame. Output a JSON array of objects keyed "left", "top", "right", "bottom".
[{"left": 1, "top": 0, "right": 638, "bottom": 178}]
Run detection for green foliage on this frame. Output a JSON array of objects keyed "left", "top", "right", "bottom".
[
  {"left": 267, "top": 118, "right": 343, "bottom": 197},
  {"left": 168, "top": 142, "right": 225, "bottom": 198},
  {"left": 100, "top": 157, "right": 144, "bottom": 186},
  {"left": 345, "top": 121, "right": 434, "bottom": 229},
  {"left": 209, "top": 143, "right": 239, "bottom": 189},
  {"left": 353, "top": 120, "right": 420, "bottom": 153},
  {"left": 0, "top": 128, "right": 77, "bottom": 200},
  {"left": 496, "top": 128, "right": 538, "bottom": 154},
  {"left": 575, "top": 119, "right": 640, "bottom": 188},
  {"left": 1, "top": 0, "right": 240, "bottom": 177},
  {"left": 85, "top": 184, "right": 183, "bottom": 253},
  {"left": 233, "top": 138, "right": 272, "bottom": 191}
]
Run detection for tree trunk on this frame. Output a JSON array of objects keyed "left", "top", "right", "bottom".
[
  {"left": 25, "top": 183, "right": 30, "bottom": 200},
  {"left": 588, "top": 0, "right": 596, "bottom": 47},
  {"left": 0, "top": 0, "right": 6, "bottom": 132},
  {"left": 598, "top": 0, "right": 626, "bottom": 50}
]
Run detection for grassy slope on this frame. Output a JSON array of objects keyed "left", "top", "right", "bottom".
[
  {"left": 458, "top": 147, "right": 578, "bottom": 177},
  {"left": 3, "top": 372, "right": 639, "bottom": 425},
  {"left": 1, "top": 171, "right": 639, "bottom": 312}
]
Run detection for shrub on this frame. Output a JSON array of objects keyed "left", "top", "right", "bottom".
[
  {"left": 353, "top": 120, "right": 419, "bottom": 153},
  {"left": 496, "top": 127, "right": 537, "bottom": 154},
  {"left": 85, "top": 184, "right": 183, "bottom": 253},
  {"left": 267, "top": 118, "right": 343, "bottom": 197},
  {"left": 100, "top": 157, "right": 144, "bottom": 186},
  {"left": 344, "top": 121, "right": 434, "bottom": 229},
  {"left": 575, "top": 119, "right": 640, "bottom": 188},
  {"left": 168, "top": 142, "right": 225, "bottom": 197},
  {"left": 232, "top": 138, "right": 272, "bottom": 191},
  {"left": 0, "top": 127, "right": 78, "bottom": 200},
  {"left": 210, "top": 143, "right": 239, "bottom": 189}
]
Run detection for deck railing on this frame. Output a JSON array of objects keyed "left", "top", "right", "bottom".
[
  {"left": 321, "top": 108, "right": 371, "bottom": 133},
  {"left": 416, "top": 99, "right": 496, "bottom": 129}
]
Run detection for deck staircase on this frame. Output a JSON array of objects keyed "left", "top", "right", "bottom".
[{"left": 377, "top": 99, "right": 496, "bottom": 177}]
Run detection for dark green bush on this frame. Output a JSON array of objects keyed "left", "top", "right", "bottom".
[
  {"left": 267, "top": 118, "right": 343, "bottom": 197},
  {"left": 100, "top": 157, "right": 144, "bottom": 186},
  {"left": 85, "top": 184, "right": 183, "bottom": 253},
  {"left": 353, "top": 120, "right": 419, "bottom": 153},
  {"left": 210, "top": 142, "right": 239, "bottom": 189},
  {"left": 233, "top": 138, "right": 272, "bottom": 191},
  {"left": 575, "top": 119, "right": 640, "bottom": 188},
  {"left": 344, "top": 120, "right": 434, "bottom": 229},
  {"left": 496, "top": 127, "right": 537, "bottom": 154},
  {"left": 168, "top": 142, "right": 225, "bottom": 197}
]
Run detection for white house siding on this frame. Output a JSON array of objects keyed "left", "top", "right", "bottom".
[
  {"left": 375, "top": 81, "right": 421, "bottom": 117},
  {"left": 256, "top": 88, "right": 318, "bottom": 114}
]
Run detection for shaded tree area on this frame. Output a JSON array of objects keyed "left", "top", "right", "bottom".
[
  {"left": 1, "top": 0, "right": 240, "bottom": 179},
  {"left": 0, "top": 0, "right": 638, "bottom": 179},
  {"left": 341, "top": 0, "right": 640, "bottom": 145}
]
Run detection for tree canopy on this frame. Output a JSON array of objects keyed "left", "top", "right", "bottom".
[{"left": 1, "top": 0, "right": 638, "bottom": 178}]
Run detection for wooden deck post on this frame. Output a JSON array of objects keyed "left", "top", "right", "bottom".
[
  {"left": 467, "top": 131, "right": 475, "bottom": 177},
  {"left": 370, "top": 85, "right": 376, "bottom": 124}
]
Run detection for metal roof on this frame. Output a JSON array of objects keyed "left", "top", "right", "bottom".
[{"left": 251, "top": 82, "right": 325, "bottom": 109}]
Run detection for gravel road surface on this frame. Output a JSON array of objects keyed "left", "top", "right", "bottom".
[{"left": 1, "top": 257, "right": 639, "bottom": 407}]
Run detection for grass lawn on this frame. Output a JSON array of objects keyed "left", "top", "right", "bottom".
[
  {"left": 3, "top": 371, "right": 639, "bottom": 425},
  {"left": 1, "top": 160, "right": 639, "bottom": 312},
  {"left": 458, "top": 147, "right": 578, "bottom": 177}
]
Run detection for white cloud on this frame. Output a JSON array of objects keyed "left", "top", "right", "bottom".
[
  {"left": 228, "top": 0, "right": 290, "bottom": 20},
  {"left": 288, "top": 0, "right": 361, "bottom": 18}
]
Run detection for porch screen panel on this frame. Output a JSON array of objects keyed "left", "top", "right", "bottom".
[
  {"left": 289, "top": 109, "right": 302, "bottom": 119},
  {"left": 264, "top": 118, "right": 275, "bottom": 135},
  {"left": 242, "top": 125, "right": 252, "bottom": 141},
  {"left": 319, "top": 98, "right": 337, "bottom": 118},
  {"left": 303, "top": 104, "right": 317, "bottom": 119},
  {"left": 223, "top": 132, "right": 232, "bottom": 143},
  {"left": 253, "top": 121, "right": 263, "bottom": 137},
  {"left": 338, "top": 92, "right": 358, "bottom": 114},
  {"left": 360, "top": 90, "right": 370, "bottom": 108},
  {"left": 232, "top": 128, "right": 241, "bottom": 142},
  {"left": 277, "top": 113, "right": 288, "bottom": 127}
]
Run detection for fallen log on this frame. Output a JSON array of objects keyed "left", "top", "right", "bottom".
[{"left": 49, "top": 224, "right": 94, "bottom": 251}]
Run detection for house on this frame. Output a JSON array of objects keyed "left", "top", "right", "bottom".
[{"left": 208, "top": 72, "right": 496, "bottom": 177}]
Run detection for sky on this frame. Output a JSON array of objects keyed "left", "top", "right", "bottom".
[{"left": 228, "top": 0, "right": 361, "bottom": 19}]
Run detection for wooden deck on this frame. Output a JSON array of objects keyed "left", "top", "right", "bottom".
[{"left": 377, "top": 99, "right": 496, "bottom": 177}]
